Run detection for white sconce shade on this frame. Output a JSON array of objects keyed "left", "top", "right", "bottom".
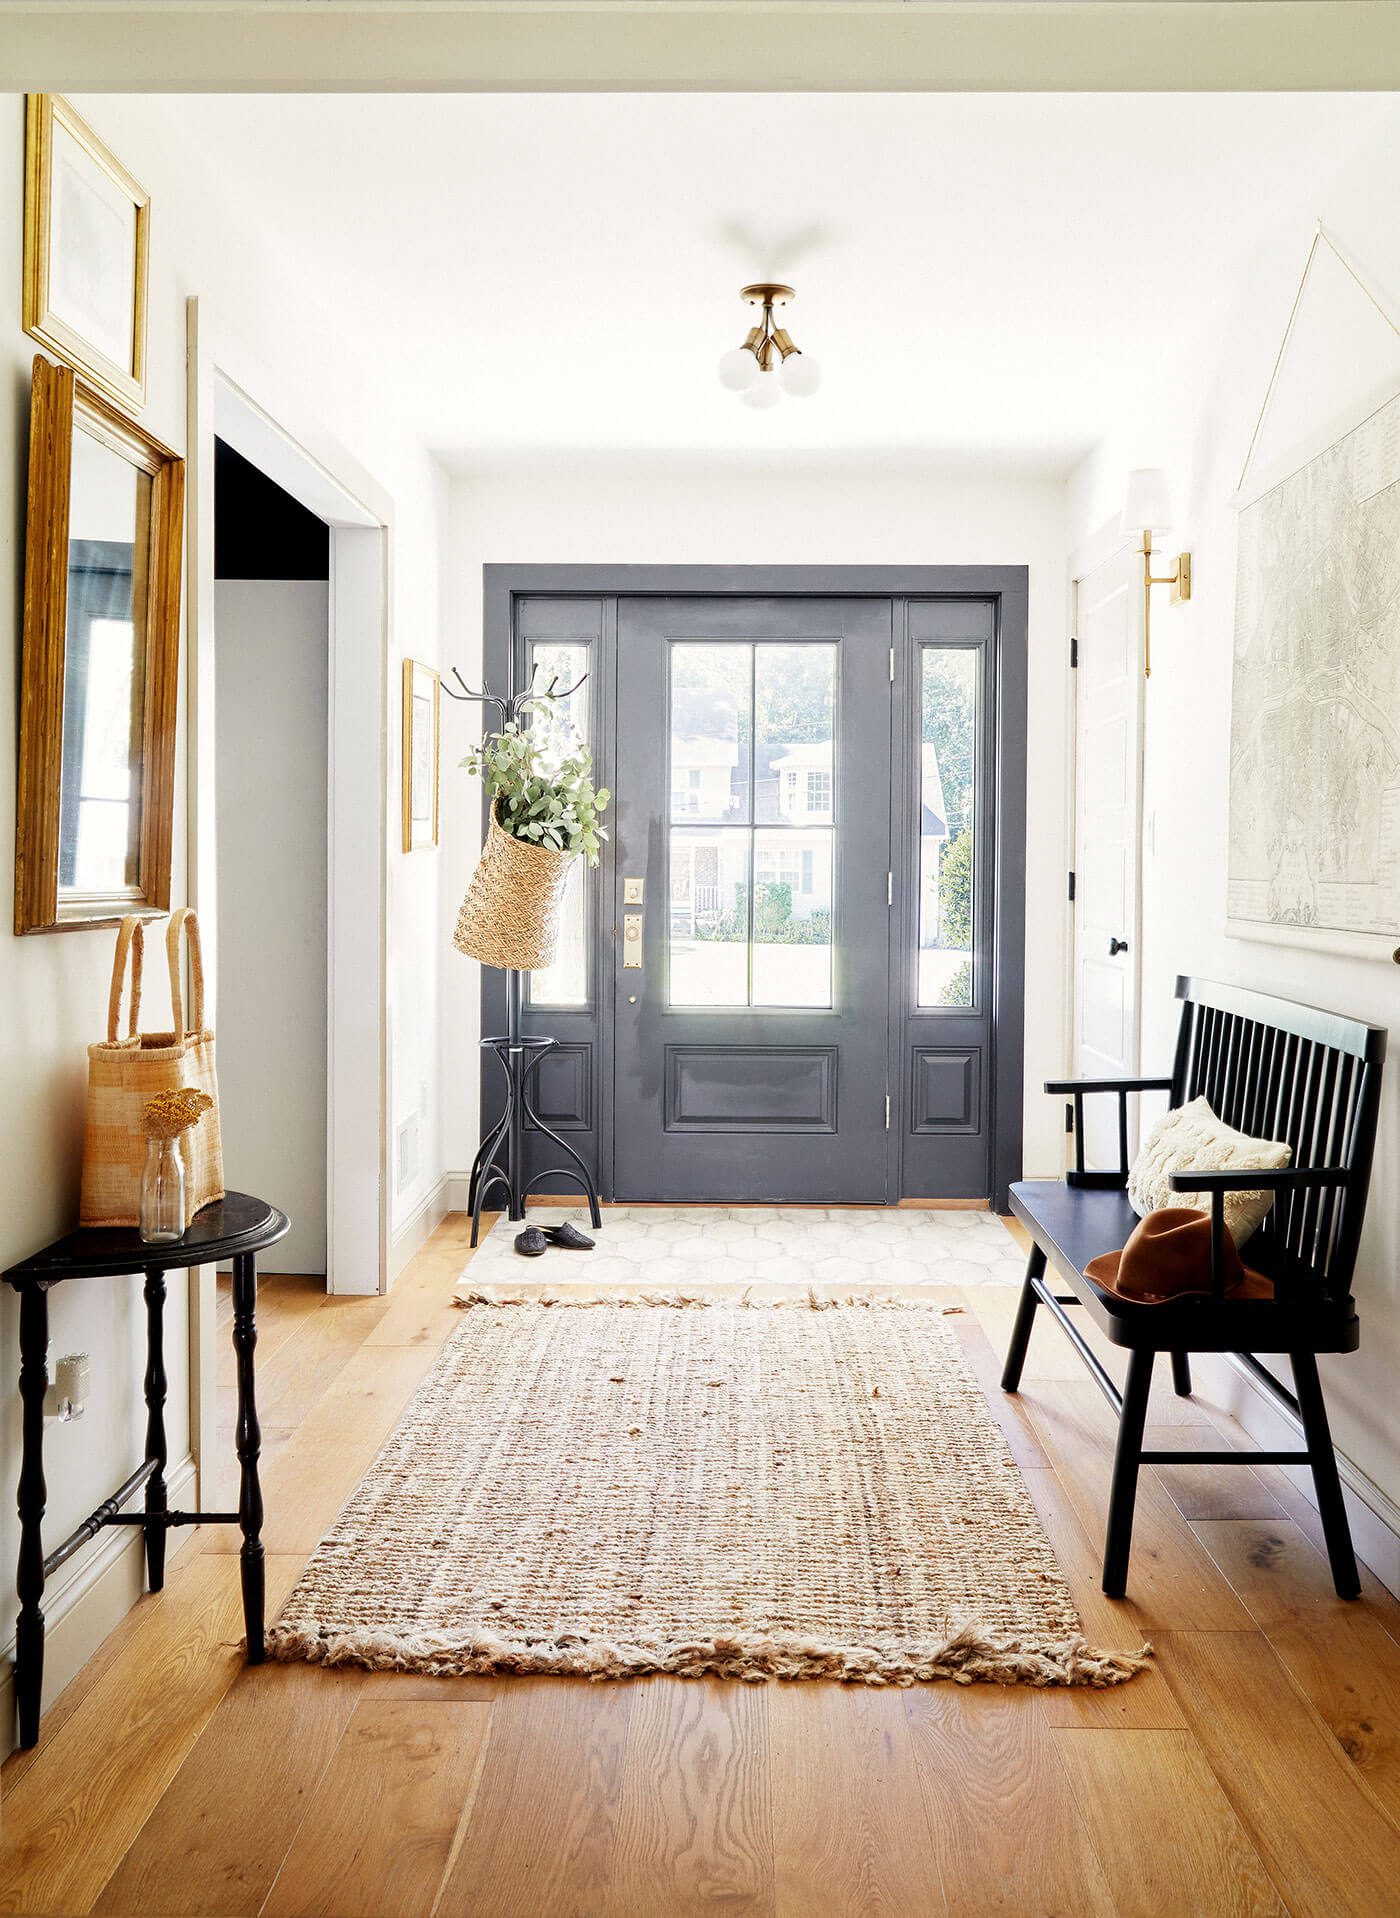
[{"left": 1120, "top": 468, "right": 1174, "bottom": 537}]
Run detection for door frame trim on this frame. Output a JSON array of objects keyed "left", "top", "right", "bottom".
[
  {"left": 482, "top": 563, "right": 1027, "bottom": 1208},
  {"left": 189, "top": 298, "right": 392, "bottom": 1297},
  {"left": 1065, "top": 526, "right": 1145, "bottom": 1172}
]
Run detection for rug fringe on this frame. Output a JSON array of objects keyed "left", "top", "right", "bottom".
[
  {"left": 454, "top": 1286, "right": 966, "bottom": 1311},
  {"left": 266, "top": 1618, "right": 1151, "bottom": 1689}
]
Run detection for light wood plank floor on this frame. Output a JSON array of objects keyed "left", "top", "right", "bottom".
[{"left": 5, "top": 1213, "right": 1400, "bottom": 1916}]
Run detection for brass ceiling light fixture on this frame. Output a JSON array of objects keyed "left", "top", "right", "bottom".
[{"left": 717, "top": 283, "right": 822, "bottom": 409}]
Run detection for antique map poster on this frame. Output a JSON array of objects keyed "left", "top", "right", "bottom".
[{"left": 1228, "top": 391, "right": 1400, "bottom": 954}]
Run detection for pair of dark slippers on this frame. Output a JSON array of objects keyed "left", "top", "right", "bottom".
[{"left": 513, "top": 1220, "right": 596, "bottom": 1258}]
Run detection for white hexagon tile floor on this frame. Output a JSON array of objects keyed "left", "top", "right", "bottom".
[{"left": 458, "top": 1204, "right": 1026, "bottom": 1292}]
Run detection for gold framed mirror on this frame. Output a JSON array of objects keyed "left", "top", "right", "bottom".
[{"left": 15, "top": 356, "right": 184, "bottom": 934}]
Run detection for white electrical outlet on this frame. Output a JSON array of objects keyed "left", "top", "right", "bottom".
[{"left": 45, "top": 1352, "right": 91, "bottom": 1421}]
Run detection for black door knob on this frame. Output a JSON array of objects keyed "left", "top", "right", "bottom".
[{"left": 1108, "top": 937, "right": 1129, "bottom": 956}]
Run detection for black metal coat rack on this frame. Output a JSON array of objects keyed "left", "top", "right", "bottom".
[{"left": 442, "top": 667, "right": 603, "bottom": 1247}]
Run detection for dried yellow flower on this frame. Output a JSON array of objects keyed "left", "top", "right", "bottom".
[{"left": 142, "top": 1088, "right": 214, "bottom": 1139}]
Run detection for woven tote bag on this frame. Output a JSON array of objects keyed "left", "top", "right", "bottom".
[
  {"left": 80, "top": 908, "right": 225, "bottom": 1228},
  {"left": 453, "top": 797, "right": 574, "bottom": 971}
]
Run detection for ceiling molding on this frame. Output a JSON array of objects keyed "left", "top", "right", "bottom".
[{"left": 3, "top": 3, "right": 1400, "bottom": 94}]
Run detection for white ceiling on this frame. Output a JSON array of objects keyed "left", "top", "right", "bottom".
[{"left": 129, "top": 91, "right": 1395, "bottom": 471}]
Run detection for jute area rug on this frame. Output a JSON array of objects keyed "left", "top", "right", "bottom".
[{"left": 268, "top": 1292, "right": 1147, "bottom": 1689}]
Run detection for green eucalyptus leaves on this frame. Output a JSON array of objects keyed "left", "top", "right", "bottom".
[{"left": 462, "top": 698, "right": 610, "bottom": 865}]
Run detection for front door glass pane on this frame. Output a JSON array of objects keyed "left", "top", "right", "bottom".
[
  {"left": 755, "top": 644, "right": 835, "bottom": 824},
  {"left": 526, "top": 639, "right": 589, "bottom": 1008},
  {"left": 669, "top": 827, "right": 750, "bottom": 1006},
  {"left": 917, "top": 645, "right": 977, "bottom": 1007},
  {"left": 752, "top": 828, "right": 832, "bottom": 1007},
  {"left": 670, "top": 643, "right": 750, "bottom": 822},
  {"left": 669, "top": 641, "right": 836, "bottom": 1010}
]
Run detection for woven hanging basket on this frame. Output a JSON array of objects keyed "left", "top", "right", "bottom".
[{"left": 454, "top": 797, "right": 575, "bottom": 971}]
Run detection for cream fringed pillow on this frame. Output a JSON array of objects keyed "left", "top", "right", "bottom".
[{"left": 1127, "top": 1096, "right": 1292, "bottom": 1248}]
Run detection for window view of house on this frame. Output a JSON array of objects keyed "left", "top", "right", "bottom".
[{"left": 668, "top": 642, "right": 834, "bottom": 1006}]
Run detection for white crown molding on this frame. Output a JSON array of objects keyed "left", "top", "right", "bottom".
[{"left": 2, "top": 5, "right": 1399, "bottom": 94}]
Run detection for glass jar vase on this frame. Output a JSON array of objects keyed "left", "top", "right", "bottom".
[{"left": 139, "top": 1136, "right": 185, "bottom": 1244}]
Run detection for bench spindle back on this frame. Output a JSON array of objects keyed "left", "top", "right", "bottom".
[{"left": 1169, "top": 978, "right": 1385, "bottom": 1296}]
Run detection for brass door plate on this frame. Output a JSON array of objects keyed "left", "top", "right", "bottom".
[
  {"left": 623, "top": 876, "right": 645, "bottom": 904},
  {"left": 623, "top": 912, "right": 644, "bottom": 967}
]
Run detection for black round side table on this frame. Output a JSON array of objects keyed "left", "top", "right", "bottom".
[{"left": 3, "top": 1192, "right": 290, "bottom": 1749}]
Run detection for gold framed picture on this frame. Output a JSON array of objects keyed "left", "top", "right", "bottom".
[
  {"left": 24, "top": 95, "right": 149, "bottom": 412},
  {"left": 402, "top": 659, "right": 441, "bottom": 852}
]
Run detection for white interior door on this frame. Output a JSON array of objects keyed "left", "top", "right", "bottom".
[{"left": 1071, "top": 546, "right": 1143, "bottom": 1170}]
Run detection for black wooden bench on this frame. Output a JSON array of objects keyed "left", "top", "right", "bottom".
[{"left": 1002, "top": 976, "right": 1387, "bottom": 1600}]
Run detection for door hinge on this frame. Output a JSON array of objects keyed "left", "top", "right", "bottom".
[
  {"left": 1067, "top": 870, "right": 1076, "bottom": 903},
  {"left": 1065, "top": 1101, "right": 1075, "bottom": 1135},
  {"left": 885, "top": 1094, "right": 892, "bottom": 1131},
  {"left": 889, "top": 647, "right": 896, "bottom": 683},
  {"left": 1070, "top": 635, "right": 1079, "bottom": 668},
  {"left": 887, "top": 871, "right": 893, "bottom": 907}
]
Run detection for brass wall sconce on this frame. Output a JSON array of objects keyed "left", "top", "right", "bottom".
[
  {"left": 717, "top": 283, "right": 822, "bottom": 409},
  {"left": 1120, "top": 468, "right": 1191, "bottom": 678}
]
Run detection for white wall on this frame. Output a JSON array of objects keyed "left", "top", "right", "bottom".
[
  {"left": 215, "top": 579, "right": 329, "bottom": 1274},
  {"left": 0, "top": 93, "right": 448, "bottom": 1746},
  {"left": 1067, "top": 104, "right": 1400, "bottom": 1525},
  {"left": 441, "top": 456, "right": 1070, "bottom": 1187}
]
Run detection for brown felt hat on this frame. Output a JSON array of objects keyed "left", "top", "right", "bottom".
[{"left": 1085, "top": 1207, "right": 1273, "bottom": 1305}]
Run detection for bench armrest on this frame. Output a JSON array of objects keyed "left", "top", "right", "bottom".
[
  {"left": 1168, "top": 1165, "right": 1349, "bottom": 1193},
  {"left": 1045, "top": 1077, "right": 1173, "bottom": 1095},
  {"left": 1167, "top": 1165, "right": 1351, "bottom": 1299},
  {"left": 1049, "top": 1077, "right": 1173, "bottom": 1188}
]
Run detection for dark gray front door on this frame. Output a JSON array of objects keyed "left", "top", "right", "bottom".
[
  {"left": 482, "top": 567, "right": 1026, "bottom": 1208},
  {"left": 611, "top": 596, "right": 892, "bottom": 1201}
]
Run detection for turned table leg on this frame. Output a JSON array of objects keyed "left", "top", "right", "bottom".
[
  {"left": 143, "top": 1269, "right": 169, "bottom": 1591},
  {"left": 231, "top": 1252, "right": 265, "bottom": 1662},
  {"left": 15, "top": 1283, "right": 50, "bottom": 1749}
]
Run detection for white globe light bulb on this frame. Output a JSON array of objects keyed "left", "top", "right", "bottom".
[
  {"left": 742, "top": 373, "right": 781, "bottom": 410},
  {"left": 778, "top": 352, "right": 821, "bottom": 398},
  {"left": 717, "top": 347, "right": 759, "bottom": 393}
]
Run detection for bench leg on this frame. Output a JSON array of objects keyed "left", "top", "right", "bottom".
[
  {"left": 1102, "top": 1349, "right": 1154, "bottom": 1598},
  {"left": 1170, "top": 1351, "right": 1192, "bottom": 1398},
  {"left": 1000, "top": 1243, "right": 1046, "bottom": 1393},
  {"left": 1291, "top": 1350, "right": 1360, "bottom": 1599}
]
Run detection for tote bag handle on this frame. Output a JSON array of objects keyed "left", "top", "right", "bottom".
[
  {"left": 166, "top": 907, "right": 208, "bottom": 1038},
  {"left": 105, "top": 916, "right": 146, "bottom": 1044}
]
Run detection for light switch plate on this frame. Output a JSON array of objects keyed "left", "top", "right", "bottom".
[{"left": 623, "top": 876, "right": 645, "bottom": 904}]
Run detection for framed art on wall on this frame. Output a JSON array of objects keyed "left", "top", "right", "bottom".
[
  {"left": 402, "top": 659, "right": 441, "bottom": 852},
  {"left": 1227, "top": 383, "right": 1400, "bottom": 961},
  {"left": 24, "top": 94, "right": 149, "bottom": 412}
]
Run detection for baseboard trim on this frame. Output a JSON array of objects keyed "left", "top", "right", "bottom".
[
  {"left": 440, "top": 1185, "right": 991, "bottom": 1214},
  {"left": 388, "top": 1174, "right": 454, "bottom": 1285},
  {"left": 898, "top": 1197, "right": 991, "bottom": 1210},
  {"left": 0, "top": 1452, "right": 197, "bottom": 1759},
  {"left": 1192, "top": 1350, "right": 1400, "bottom": 1599}
]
